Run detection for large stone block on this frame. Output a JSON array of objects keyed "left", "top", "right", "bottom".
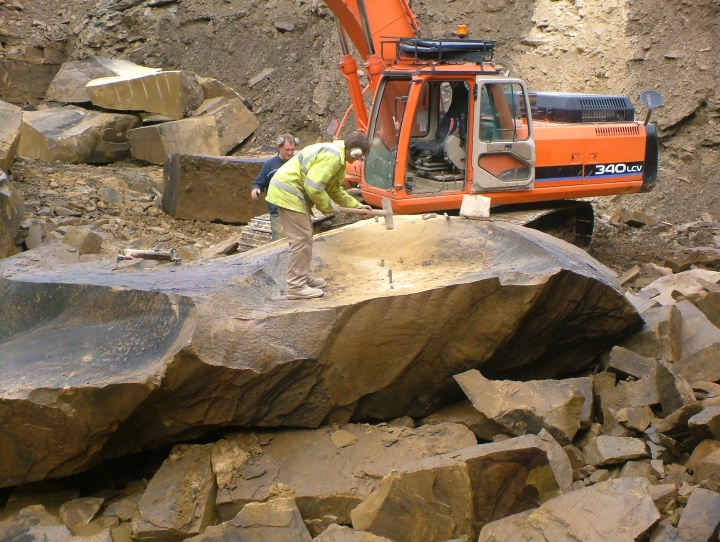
[
  {"left": 194, "top": 97, "right": 259, "bottom": 154},
  {"left": 0, "top": 217, "right": 643, "bottom": 487},
  {"left": 128, "top": 117, "right": 221, "bottom": 165},
  {"left": 162, "top": 153, "right": 269, "bottom": 223},
  {"left": 86, "top": 70, "right": 204, "bottom": 120},
  {"left": 46, "top": 56, "right": 161, "bottom": 104},
  {"left": 17, "top": 107, "right": 141, "bottom": 164}
]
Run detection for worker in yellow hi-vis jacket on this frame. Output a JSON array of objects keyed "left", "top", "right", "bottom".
[{"left": 266, "top": 131, "right": 373, "bottom": 300}]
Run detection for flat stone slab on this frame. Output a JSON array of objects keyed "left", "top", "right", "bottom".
[{"left": 0, "top": 216, "right": 642, "bottom": 487}]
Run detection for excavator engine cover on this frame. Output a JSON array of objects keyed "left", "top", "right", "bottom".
[{"left": 529, "top": 92, "right": 635, "bottom": 123}]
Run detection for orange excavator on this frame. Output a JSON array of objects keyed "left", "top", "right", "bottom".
[{"left": 323, "top": 0, "right": 662, "bottom": 246}]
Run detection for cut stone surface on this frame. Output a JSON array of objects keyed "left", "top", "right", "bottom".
[
  {"left": 0, "top": 217, "right": 642, "bottom": 487},
  {"left": 128, "top": 117, "right": 221, "bottom": 165},
  {"left": 162, "top": 154, "right": 269, "bottom": 224},
  {"left": 45, "top": 56, "right": 161, "bottom": 104},
  {"left": 455, "top": 369, "right": 588, "bottom": 444},
  {"left": 0, "top": 100, "right": 21, "bottom": 172},
  {"left": 86, "top": 70, "right": 204, "bottom": 120},
  {"left": 477, "top": 478, "right": 660, "bottom": 542},
  {"left": 17, "top": 107, "right": 141, "bottom": 164}
]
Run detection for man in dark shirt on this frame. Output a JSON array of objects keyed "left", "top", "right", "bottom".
[{"left": 250, "top": 134, "right": 298, "bottom": 240}]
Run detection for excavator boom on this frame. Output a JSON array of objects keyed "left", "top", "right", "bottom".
[{"left": 324, "top": 0, "right": 420, "bottom": 62}]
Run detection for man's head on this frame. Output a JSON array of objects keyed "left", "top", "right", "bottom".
[
  {"left": 344, "top": 131, "right": 370, "bottom": 163},
  {"left": 276, "top": 134, "right": 297, "bottom": 160}
]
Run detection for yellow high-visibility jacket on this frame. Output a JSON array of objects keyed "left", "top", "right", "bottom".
[{"left": 265, "top": 141, "right": 363, "bottom": 215}]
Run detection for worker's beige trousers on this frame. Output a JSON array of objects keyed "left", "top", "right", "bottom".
[{"left": 277, "top": 207, "right": 313, "bottom": 292}]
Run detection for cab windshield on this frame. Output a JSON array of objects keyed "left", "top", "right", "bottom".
[{"left": 365, "top": 78, "right": 411, "bottom": 189}]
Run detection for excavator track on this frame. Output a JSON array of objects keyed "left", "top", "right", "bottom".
[
  {"left": 238, "top": 210, "right": 351, "bottom": 251},
  {"left": 491, "top": 200, "right": 595, "bottom": 248}
]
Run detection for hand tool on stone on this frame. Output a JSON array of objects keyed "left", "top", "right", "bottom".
[
  {"left": 335, "top": 197, "right": 394, "bottom": 230},
  {"left": 117, "top": 247, "right": 181, "bottom": 264}
]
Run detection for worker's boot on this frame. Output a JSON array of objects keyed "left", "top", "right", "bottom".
[
  {"left": 287, "top": 286, "right": 324, "bottom": 300},
  {"left": 269, "top": 213, "right": 286, "bottom": 241},
  {"left": 307, "top": 277, "right": 326, "bottom": 288}
]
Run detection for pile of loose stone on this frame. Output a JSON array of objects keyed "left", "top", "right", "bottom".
[{"left": 9, "top": 158, "right": 245, "bottom": 262}]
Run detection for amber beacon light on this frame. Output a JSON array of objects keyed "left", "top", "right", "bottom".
[{"left": 457, "top": 24, "right": 468, "bottom": 38}]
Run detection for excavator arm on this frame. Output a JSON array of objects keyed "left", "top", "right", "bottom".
[
  {"left": 324, "top": 0, "right": 420, "bottom": 62},
  {"left": 324, "top": 0, "right": 421, "bottom": 134}
]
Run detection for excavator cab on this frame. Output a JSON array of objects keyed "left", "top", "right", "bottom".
[{"left": 363, "top": 73, "right": 536, "bottom": 210}]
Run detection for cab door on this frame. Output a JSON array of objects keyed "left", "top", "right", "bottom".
[{"left": 471, "top": 77, "right": 536, "bottom": 191}]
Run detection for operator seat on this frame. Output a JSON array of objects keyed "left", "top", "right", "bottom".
[{"left": 411, "top": 83, "right": 469, "bottom": 160}]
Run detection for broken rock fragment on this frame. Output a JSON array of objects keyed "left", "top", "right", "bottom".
[
  {"left": 477, "top": 478, "right": 660, "bottom": 541},
  {"left": 0, "top": 505, "right": 74, "bottom": 541},
  {"left": 582, "top": 435, "right": 649, "bottom": 466},
  {"left": 17, "top": 107, "right": 141, "bottom": 164},
  {"left": 131, "top": 443, "right": 217, "bottom": 541},
  {"left": 0, "top": 174, "right": 24, "bottom": 258},
  {"left": 215, "top": 422, "right": 476, "bottom": 531},
  {"left": 454, "top": 369, "right": 588, "bottom": 444},
  {"left": 676, "top": 487, "right": 720, "bottom": 542},
  {"left": 0, "top": 100, "right": 22, "bottom": 171},
  {"left": 351, "top": 435, "right": 560, "bottom": 541},
  {"left": 185, "top": 498, "right": 312, "bottom": 542}
]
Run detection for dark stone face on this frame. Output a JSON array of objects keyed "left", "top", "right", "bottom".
[{"left": 0, "top": 280, "right": 191, "bottom": 386}]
